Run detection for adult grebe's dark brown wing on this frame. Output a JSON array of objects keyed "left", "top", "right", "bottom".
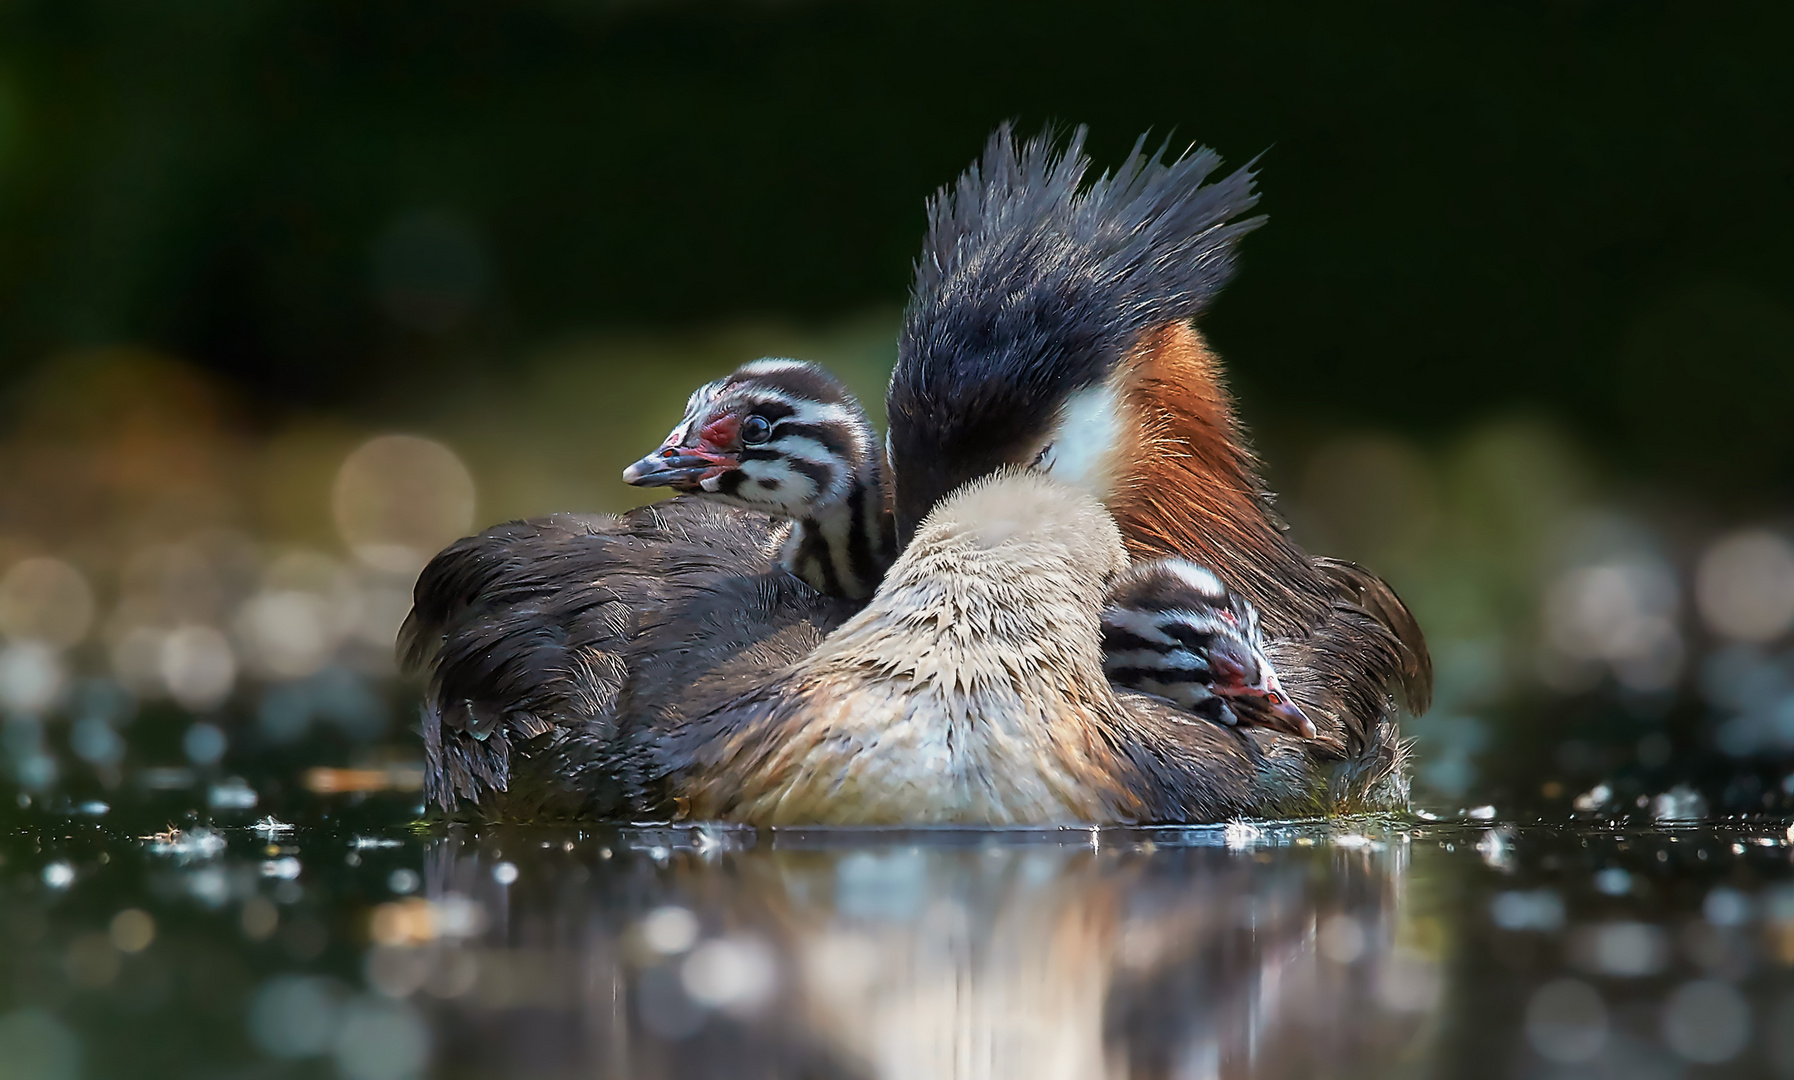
[{"left": 400, "top": 497, "right": 857, "bottom": 819}]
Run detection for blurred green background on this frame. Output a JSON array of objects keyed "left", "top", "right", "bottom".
[{"left": 0, "top": 0, "right": 1791, "bottom": 814}]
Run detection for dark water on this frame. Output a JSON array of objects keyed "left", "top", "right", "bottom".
[{"left": 6, "top": 793, "right": 1794, "bottom": 1080}]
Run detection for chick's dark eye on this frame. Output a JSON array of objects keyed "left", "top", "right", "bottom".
[{"left": 740, "top": 415, "right": 772, "bottom": 445}]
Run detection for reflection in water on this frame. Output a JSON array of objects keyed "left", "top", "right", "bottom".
[
  {"left": 414, "top": 825, "right": 1429, "bottom": 1079},
  {"left": 9, "top": 816, "right": 1794, "bottom": 1078}
]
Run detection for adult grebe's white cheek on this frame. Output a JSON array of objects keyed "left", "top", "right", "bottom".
[{"left": 1039, "top": 380, "right": 1124, "bottom": 500}]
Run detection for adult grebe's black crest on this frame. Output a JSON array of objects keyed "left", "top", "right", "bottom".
[{"left": 890, "top": 123, "right": 1263, "bottom": 541}]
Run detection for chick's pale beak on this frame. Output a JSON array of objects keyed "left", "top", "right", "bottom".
[{"left": 621, "top": 447, "right": 733, "bottom": 489}]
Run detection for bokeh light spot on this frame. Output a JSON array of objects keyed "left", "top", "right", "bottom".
[
  {"left": 1318, "top": 913, "right": 1366, "bottom": 963},
  {"left": 0, "top": 557, "right": 94, "bottom": 648},
  {"left": 109, "top": 909, "right": 155, "bottom": 953},
  {"left": 1525, "top": 978, "right": 1607, "bottom": 1063},
  {"left": 1696, "top": 529, "right": 1794, "bottom": 642},
  {"left": 249, "top": 975, "right": 342, "bottom": 1058},
  {"left": 1570, "top": 922, "right": 1669, "bottom": 977},
  {"left": 1661, "top": 979, "right": 1750, "bottom": 1063},
  {"left": 640, "top": 906, "right": 700, "bottom": 956},
  {"left": 0, "top": 1009, "right": 80, "bottom": 1080},
  {"left": 160, "top": 626, "right": 236, "bottom": 710},
  {"left": 332, "top": 436, "right": 475, "bottom": 575},
  {"left": 241, "top": 897, "right": 279, "bottom": 941},
  {"left": 183, "top": 722, "right": 227, "bottom": 765},
  {"left": 0, "top": 642, "right": 65, "bottom": 714},
  {"left": 681, "top": 937, "right": 777, "bottom": 1015},
  {"left": 236, "top": 590, "right": 334, "bottom": 679},
  {"left": 1541, "top": 556, "right": 1683, "bottom": 691},
  {"left": 63, "top": 933, "right": 120, "bottom": 988},
  {"left": 332, "top": 995, "right": 429, "bottom": 1080}
]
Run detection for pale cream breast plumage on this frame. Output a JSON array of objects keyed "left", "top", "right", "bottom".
[{"left": 680, "top": 470, "right": 1150, "bottom": 826}]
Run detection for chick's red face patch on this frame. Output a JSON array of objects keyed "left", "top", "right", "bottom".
[{"left": 699, "top": 414, "right": 741, "bottom": 449}]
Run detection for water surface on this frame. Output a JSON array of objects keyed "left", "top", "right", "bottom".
[{"left": 5, "top": 795, "right": 1794, "bottom": 1079}]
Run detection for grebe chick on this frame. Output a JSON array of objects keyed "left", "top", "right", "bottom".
[
  {"left": 622, "top": 358, "right": 896, "bottom": 600},
  {"left": 1102, "top": 559, "right": 1315, "bottom": 739},
  {"left": 402, "top": 359, "right": 887, "bottom": 817}
]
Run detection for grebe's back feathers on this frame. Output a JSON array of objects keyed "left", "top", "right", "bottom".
[{"left": 402, "top": 498, "right": 857, "bottom": 818}]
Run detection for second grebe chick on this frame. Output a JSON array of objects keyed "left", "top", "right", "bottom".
[{"left": 1102, "top": 559, "right": 1315, "bottom": 739}]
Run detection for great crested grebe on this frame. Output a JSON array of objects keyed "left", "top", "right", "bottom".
[
  {"left": 404, "top": 124, "right": 1425, "bottom": 819},
  {"left": 405, "top": 354, "right": 1306, "bottom": 819},
  {"left": 886, "top": 125, "right": 1430, "bottom": 805}
]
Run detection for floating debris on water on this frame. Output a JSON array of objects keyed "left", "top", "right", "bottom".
[
  {"left": 144, "top": 826, "right": 227, "bottom": 862},
  {"left": 6, "top": 804, "right": 1794, "bottom": 1078},
  {"left": 252, "top": 816, "right": 295, "bottom": 838}
]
